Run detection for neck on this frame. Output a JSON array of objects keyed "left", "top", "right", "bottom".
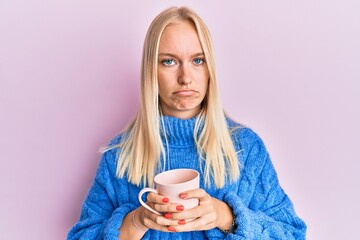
[
  {"left": 160, "top": 115, "right": 198, "bottom": 147},
  {"left": 159, "top": 105, "right": 201, "bottom": 120}
]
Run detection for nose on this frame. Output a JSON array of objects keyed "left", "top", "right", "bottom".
[{"left": 177, "top": 64, "right": 192, "bottom": 86}]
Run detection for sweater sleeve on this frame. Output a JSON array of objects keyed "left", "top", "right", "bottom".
[
  {"left": 67, "top": 140, "right": 136, "bottom": 240},
  {"left": 205, "top": 129, "right": 307, "bottom": 239}
]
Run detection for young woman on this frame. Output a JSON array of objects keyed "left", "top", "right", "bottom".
[{"left": 68, "top": 7, "right": 306, "bottom": 240}]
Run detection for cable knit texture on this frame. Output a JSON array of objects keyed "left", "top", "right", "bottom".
[{"left": 68, "top": 116, "right": 307, "bottom": 240}]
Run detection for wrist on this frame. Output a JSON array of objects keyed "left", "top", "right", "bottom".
[
  {"left": 220, "top": 213, "right": 236, "bottom": 234},
  {"left": 133, "top": 208, "right": 148, "bottom": 232},
  {"left": 119, "top": 208, "right": 148, "bottom": 239},
  {"left": 215, "top": 199, "right": 236, "bottom": 233}
]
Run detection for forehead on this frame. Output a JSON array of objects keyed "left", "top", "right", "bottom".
[{"left": 158, "top": 21, "right": 203, "bottom": 55}]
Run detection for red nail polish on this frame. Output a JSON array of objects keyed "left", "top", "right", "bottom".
[
  {"left": 168, "top": 226, "right": 176, "bottom": 232},
  {"left": 176, "top": 205, "right": 184, "bottom": 211},
  {"left": 179, "top": 193, "right": 188, "bottom": 199},
  {"left": 164, "top": 213, "right": 172, "bottom": 219},
  {"left": 178, "top": 219, "right": 186, "bottom": 225},
  {"left": 162, "top": 197, "right": 169, "bottom": 203}
]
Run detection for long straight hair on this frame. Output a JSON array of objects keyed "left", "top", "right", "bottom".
[{"left": 114, "top": 7, "right": 240, "bottom": 188}]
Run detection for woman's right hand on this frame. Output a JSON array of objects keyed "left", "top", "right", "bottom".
[{"left": 138, "top": 192, "right": 185, "bottom": 232}]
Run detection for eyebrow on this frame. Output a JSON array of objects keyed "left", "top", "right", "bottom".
[{"left": 158, "top": 52, "right": 205, "bottom": 58}]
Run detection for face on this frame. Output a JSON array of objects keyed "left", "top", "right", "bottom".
[{"left": 157, "top": 21, "right": 209, "bottom": 119}]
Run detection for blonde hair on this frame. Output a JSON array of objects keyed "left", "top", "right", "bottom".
[{"left": 114, "top": 6, "right": 240, "bottom": 188}]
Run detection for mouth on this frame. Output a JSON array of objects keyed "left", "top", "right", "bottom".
[{"left": 173, "top": 89, "right": 197, "bottom": 96}]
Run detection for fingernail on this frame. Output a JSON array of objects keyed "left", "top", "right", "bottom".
[
  {"left": 179, "top": 193, "right": 188, "bottom": 199},
  {"left": 164, "top": 213, "right": 172, "bottom": 219},
  {"left": 176, "top": 205, "right": 184, "bottom": 211},
  {"left": 162, "top": 197, "right": 169, "bottom": 203},
  {"left": 178, "top": 219, "right": 186, "bottom": 225},
  {"left": 168, "top": 226, "right": 176, "bottom": 232}
]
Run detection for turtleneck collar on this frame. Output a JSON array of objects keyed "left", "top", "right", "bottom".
[{"left": 160, "top": 116, "right": 198, "bottom": 147}]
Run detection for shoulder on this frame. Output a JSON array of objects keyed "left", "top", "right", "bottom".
[
  {"left": 226, "top": 117, "right": 269, "bottom": 167},
  {"left": 226, "top": 117, "right": 265, "bottom": 149},
  {"left": 97, "top": 133, "right": 126, "bottom": 174},
  {"left": 108, "top": 134, "right": 124, "bottom": 147}
]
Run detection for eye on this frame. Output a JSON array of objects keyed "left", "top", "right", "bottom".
[
  {"left": 193, "top": 58, "right": 205, "bottom": 65},
  {"left": 161, "top": 58, "right": 176, "bottom": 66}
]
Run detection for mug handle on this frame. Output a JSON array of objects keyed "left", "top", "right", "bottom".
[{"left": 138, "top": 188, "right": 161, "bottom": 215}]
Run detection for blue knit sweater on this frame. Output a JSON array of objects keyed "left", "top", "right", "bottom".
[{"left": 68, "top": 116, "right": 306, "bottom": 239}]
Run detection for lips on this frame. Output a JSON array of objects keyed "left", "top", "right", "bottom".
[{"left": 173, "top": 89, "right": 197, "bottom": 96}]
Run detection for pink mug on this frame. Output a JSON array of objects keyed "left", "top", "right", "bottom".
[{"left": 138, "top": 169, "right": 200, "bottom": 215}]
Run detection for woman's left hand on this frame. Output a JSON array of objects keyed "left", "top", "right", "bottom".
[{"left": 166, "top": 188, "right": 234, "bottom": 232}]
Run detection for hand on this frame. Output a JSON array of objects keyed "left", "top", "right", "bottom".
[
  {"left": 137, "top": 192, "right": 186, "bottom": 232},
  {"left": 165, "top": 189, "right": 234, "bottom": 232}
]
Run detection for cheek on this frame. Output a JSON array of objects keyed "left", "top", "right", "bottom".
[
  {"left": 158, "top": 69, "right": 178, "bottom": 90},
  {"left": 158, "top": 71, "right": 174, "bottom": 87},
  {"left": 196, "top": 67, "right": 209, "bottom": 80},
  {"left": 157, "top": 71, "right": 167, "bottom": 91},
  {"left": 198, "top": 71, "right": 209, "bottom": 91},
  {"left": 202, "top": 81, "right": 209, "bottom": 98},
  {"left": 157, "top": 81, "right": 166, "bottom": 97},
  {"left": 157, "top": 78, "right": 173, "bottom": 99}
]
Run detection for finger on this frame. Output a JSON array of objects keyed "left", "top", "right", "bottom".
[
  {"left": 171, "top": 200, "right": 216, "bottom": 220},
  {"left": 143, "top": 209, "right": 184, "bottom": 233},
  {"left": 145, "top": 200, "right": 184, "bottom": 214},
  {"left": 143, "top": 216, "right": 169, "bottom": 232},
  {"left": 171, "top": 206, "right": 207, "bottom": 220},
  {"left": 174, "top": 221, "right": 216, "bottom": 232},
  {"left": 144, "top": 209, "right": 180, "bottom": 226},
  {"left": 169, "top": 215, "right": 216, "bottom": 232},
  {"left": 147, "top": 192, "right": 170, "bottom": 204},
  {"left": 179, "top": 188, "right": 210, "bottom": 202},
  {"left": 152, "top": 202, "right": 186, "bottom": 213}
]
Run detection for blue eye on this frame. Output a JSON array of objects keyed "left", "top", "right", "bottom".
[
  {"left": 161, "top": 59, "right": 175, "bottom": 66},
  {"left": 193, "top": 58, "right": 205, "bottom": 65}
]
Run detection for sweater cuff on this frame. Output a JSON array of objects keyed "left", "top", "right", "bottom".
[
  {"left": 205, "top": 191, "right": 250, "bottom": 239},
  {"left": 103, "top": 203, "right": 136, "bottom": 240},
  {"left": 224, "top": 191, "right": 252, "bottom": 238}
]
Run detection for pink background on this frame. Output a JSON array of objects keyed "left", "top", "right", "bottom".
[{"left": 1, "top": 1, "right": 359, "bottom": 239}]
